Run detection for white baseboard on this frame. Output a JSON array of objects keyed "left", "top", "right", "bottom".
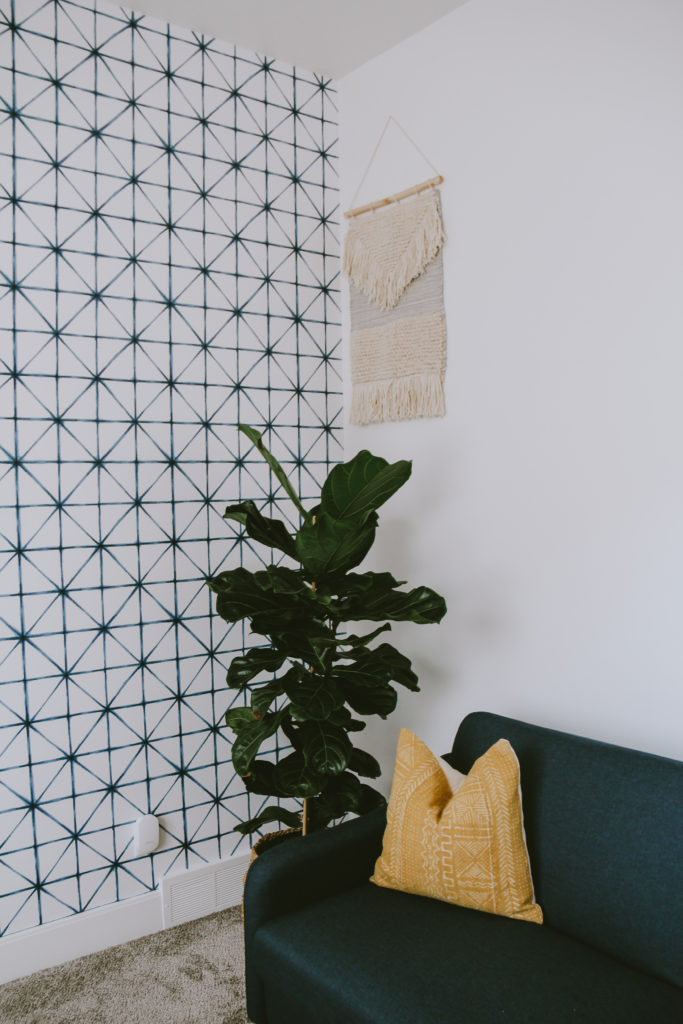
[
  {"left": 0, "top": 891, "right": 163, "bottom": 984},
  {"left": 0, "top": 850, "right": 253, "bottom": 985}
]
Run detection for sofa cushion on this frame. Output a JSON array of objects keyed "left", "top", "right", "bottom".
[
  {"left": 371, "top": 729, "right": 542, "bottom": 923},
  {"left": 253, "top": 883, "right": 683, "bottom": 1024},
  {"left": 448, "top": 713, "right": 683, "bottom": 988}
]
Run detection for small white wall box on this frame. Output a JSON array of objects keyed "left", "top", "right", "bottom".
[{"left": 133, "top": 814, "right": 160, "bottom": 856}]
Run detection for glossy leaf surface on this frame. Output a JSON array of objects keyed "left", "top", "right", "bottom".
[
  {"left": 232, "top": 709, "right": 284, "bottom": 777},
  {"left": 268, "top": 625, "right": 337, "bottom": 675},
  {"left": 226, "top": 647, "right": 286, "bottom": 689},
  {"left": 328, "top": 706, "right": 366, "bottom": 732},
  {"left": 210, "top": 567, "right": 315, "bottom": 625},
  {"left": 223, "top": 500, "right": 297, "bottom": 559},
  {"left": 250, "top": 673, "right": 293, "bottom": 715},
  {"left": 347, "top": 643, "right": 419, "bottom": 691},
  {"left": 238, "top": 425, "right": 307, "bottom": 519},
  {"left": 233, "top": 806, "right": 302, "bottom": 836},
  {"left": 334, "top": 580, "right": 447, "bottom": 624},
  {"left": 338, "top": 672, "right": 397, "bottom": 718},
  {"left": 273, "top": 751, "right": 323, "bottom": 798},
  {"left": 209, "top": 431, "right": 447, "bottom": 836},
  {"left": 348, "top": 747, "right": 382, "bottom": 778},
  {"left": 224, "top": 707, "right": 257, "bottom": 732},
  {"left": 320, "top": 450, "right": 411, "bottom": 521},
  {"left": 242, "top": 760, "right": 283, "bottom": 797},
  {"left": 295, "top": 510, "right": 377, "bottom": 577},
  {"left": 286, "top": 672, "right": 345, "bottom": 721},
  {"left": 301, "top": 721, "right": 352, "bottom": 775},
  {"left": 336, "top": 623, "right": 392, "bottom": 651}
]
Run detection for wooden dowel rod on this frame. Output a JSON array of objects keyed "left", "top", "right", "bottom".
[{"left": 344, "top": 175, "right": 443, "bottom": 219}]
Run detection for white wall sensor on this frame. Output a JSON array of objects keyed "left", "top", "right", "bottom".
[{"left": 133, "top": 814, "right": 160, "bottom": 857}]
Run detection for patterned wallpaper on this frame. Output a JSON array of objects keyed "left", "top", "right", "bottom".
[{"left": 0, "top": 0, "right": 340, "bottom": 936}]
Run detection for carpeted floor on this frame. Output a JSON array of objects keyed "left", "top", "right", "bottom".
[{"left": 0, "top": 907, "right": 249, "bottom": 1024}]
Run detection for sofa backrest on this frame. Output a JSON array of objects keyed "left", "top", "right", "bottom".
[{"left": 448, "top": 712, "right": 683, "bottom": 989}]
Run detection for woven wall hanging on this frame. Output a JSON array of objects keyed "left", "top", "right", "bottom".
[{"left": 344, "top": 118, "right": 447, "bottom": 425}]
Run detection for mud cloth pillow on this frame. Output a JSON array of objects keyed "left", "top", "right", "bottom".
[{"left": 371, "top": 728, "right": 543, "bottom": 924}]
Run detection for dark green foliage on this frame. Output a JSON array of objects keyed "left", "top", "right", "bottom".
[
  {"left": 223, "top": 500, "right": 298, "bottom": 560},
  {"left": 226, "top": 648, "right": 287, "bottom": 689},
  {"left": 208, "top": 426, "right": 447, "bottom": 835}
]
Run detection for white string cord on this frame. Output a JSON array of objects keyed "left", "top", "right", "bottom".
[{"left": 349, "top": 115, "right": 441, "bottom": 209}]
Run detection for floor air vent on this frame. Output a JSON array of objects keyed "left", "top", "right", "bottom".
[{"left": 160, "top": 853, "right": 251, "bottom": 928}]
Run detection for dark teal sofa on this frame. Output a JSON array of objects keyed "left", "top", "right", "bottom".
[{"left": 243, "top": 712, "right": 683, "bottom": 1023}]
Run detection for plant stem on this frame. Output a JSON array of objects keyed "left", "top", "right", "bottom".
[{"left": 304, "top": 572, "right": 315, "bottom": 839}]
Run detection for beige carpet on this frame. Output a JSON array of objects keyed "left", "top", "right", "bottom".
[{"left": 0, "top": 907, "right": 248, "bottom": 1024}]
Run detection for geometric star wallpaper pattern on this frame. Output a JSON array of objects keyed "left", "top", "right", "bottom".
[{"left": 0, "top": 0, "right": 341, "bottom": 936}]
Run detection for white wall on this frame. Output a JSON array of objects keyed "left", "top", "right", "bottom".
[{"left": 340, "top": 0, "right": 683, "bottom": 780}]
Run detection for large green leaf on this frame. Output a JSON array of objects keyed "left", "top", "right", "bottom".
[
  {"left": 268, "top": 625, "right": 338, "bottom": 674},
  {"left": 372, "top": 643, "right": 418, "bottom": 689},
  {"left": 301, "top": 721, "right": 352, "bottom": 775},
  {"left": 307, "top": 783, "right": 386, "bottom": 831},
  {"left": 305, "top": 802, "right": 333, "bottom": 832},
  {"left": 295, "top": 510, "right": 378, "bottom": 578},
  {"left": 280, "top": 714, "right": 303, "bottom": 750},
  {"left": 334, "top": 578, "right": 447, "bottom": 624},
  {"left": 226, "top": 647, "right": 286, "bottom": 689},
  {"left": 257, "top": 567, "right": 310, "bottom": 595},
  {"left": 348, "top": 746, "right": 382, "bottom": 778},
  {"left": 332, "top": 571, "right": 404, "bottom": 598},
  {"left": 320, "top": 450, "right": 412, "bottom": 521},
  {"left": 336, "top": 623, "right": 391, "bottom": 651},
  {"left": 232, "top": 708, "right": 284, "bottom": 776},
  {"left": 323, "top": 771, "right": 363, "bottom": 808},
  {"left": 224, "top": 707, "right": 256, "bottom": 733},
  {"left": 307, "top": 772, "right": 384, "bottom": 830},
  {"left": 348, "top": 643, "right": 419, "bottom": 691},
  {"left": 242, "top": 760, "right": 283, "bottom": 796},
  {"left": 250, "top": 669, "right": 298, "bottom": 715},
  {"left": 272, "top": 752, "right": 323, "bottom": 797},
  {"left": 338, "top": 672, "right": 397, "bottom": 718},
  {"left": 286, "top": 671, "right": 345, "bottom": 721},
  {"left": 210, "top": 567, "right": 315, "bottom": 625},
  {"left": 239, "top": 424, "right": 307, "bottom": 519},
  {"left": 233, "top": 805, "right": 302, "bottom": 836},
  {"left": 328, "top": 706, "right": 366, "bottom": 732},
  {"left": 331, "top": 659, "right": 386, "bottom": 691},
  {"left": 308, "top": 771, "right": 362, "bottom": 827},
  {"left": 223, "top": 500, "right": 297, "bottom": 559}
]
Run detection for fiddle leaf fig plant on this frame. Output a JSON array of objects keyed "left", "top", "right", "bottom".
[{"left": 208, "top": 425, "right": 447, "bottom": 835}]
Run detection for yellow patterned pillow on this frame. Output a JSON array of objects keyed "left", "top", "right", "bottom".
[{"left": 371, "top": 728, "right": 543, "bottom": 924}]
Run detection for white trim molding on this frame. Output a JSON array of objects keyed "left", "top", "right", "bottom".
[
  {"left": 0, "top": 850, "right": 252, "bottom": 984},
  {"left": 0, "top": 892, "right": 162, "bottom": 984}
]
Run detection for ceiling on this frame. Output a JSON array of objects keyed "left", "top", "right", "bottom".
[{"left": 128, "top": 0, "right": 470, "bottom": 78}]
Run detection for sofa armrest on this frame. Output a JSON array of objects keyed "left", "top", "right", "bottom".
[{"left": 243, "top": 806, "right": 386, "bottom": 1023}]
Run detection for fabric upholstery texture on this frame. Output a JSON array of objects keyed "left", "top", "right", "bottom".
[
  {"left": 242, "top": 808, "right": 386, "bottom": 1024},
  {"left": 242, "top": 713, "right": 683, "bottom": 1024},
  {"left": 448, "top": 713, "right": 683, "bottom": 989},
  {"left": 371, "top": 729, "right": 542, "bottom": 923},
  {"left": 254, "top": 883, "right": 683, "bottom": 1024}
]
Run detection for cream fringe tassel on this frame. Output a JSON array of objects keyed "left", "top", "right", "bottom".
[
  {"left": 350, "top": 373, "right": 446, "bottom": 426},
  {"left": 343, "top": 193, "right": 444, "bottom": 312}
]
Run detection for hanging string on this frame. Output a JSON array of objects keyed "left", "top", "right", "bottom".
[
  {"left": 349, "top": 115, "right": 442, "bottom": 210},
  {"left": 391, "top": 117, "right": 441, "bottom": 177}
]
